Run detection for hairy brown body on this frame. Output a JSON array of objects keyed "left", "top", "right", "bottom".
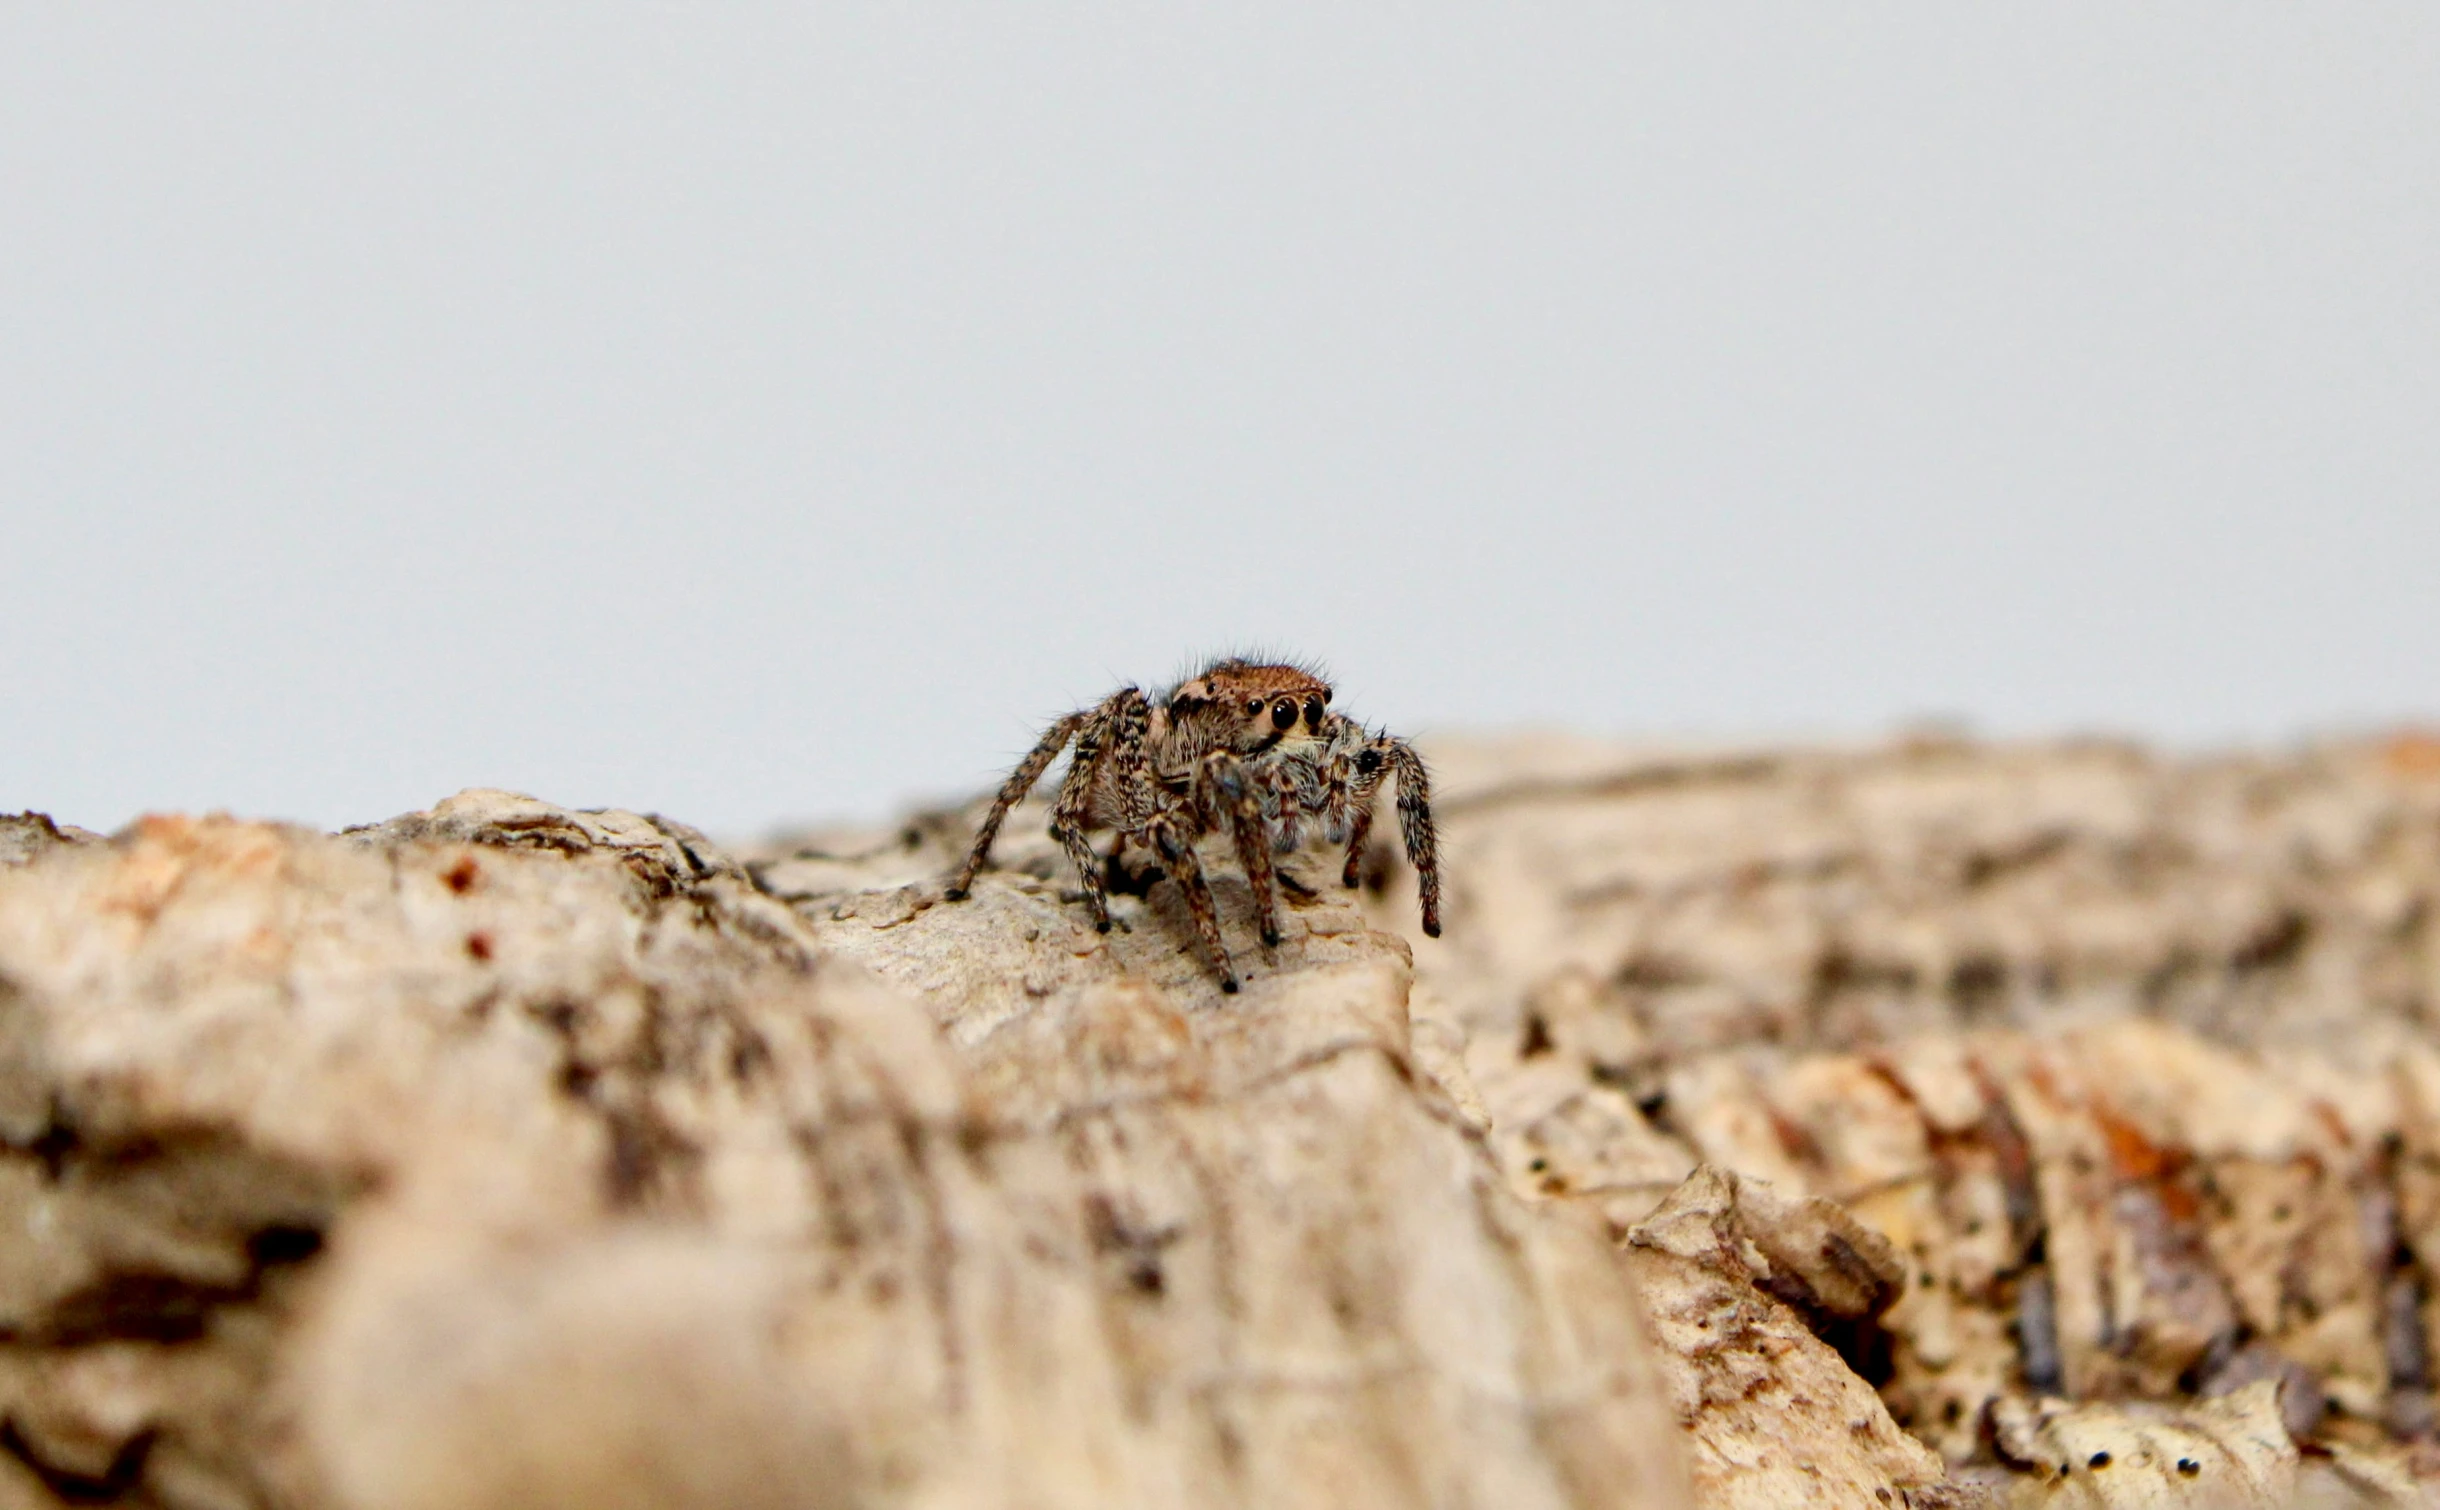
[{"left": 944, "top": 658, "right": 1441, "bottom": 992}]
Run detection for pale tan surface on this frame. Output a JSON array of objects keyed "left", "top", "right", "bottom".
[
  {"left": 8, "top": 735, "right": 2440, "bottom": 1507},
  {"left": 1618, "top": 1165, "right": 1946, "bottom": 1509},
  {"left": 1372, "top": 733, "right": 2440, "bottom": 1505},
  {"left": 0, "top": 790, "right": 1690, "bottom": 1510}
]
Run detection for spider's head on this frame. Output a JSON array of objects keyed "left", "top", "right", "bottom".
[{"left": 1168, "top": 660, "right": 1333, "bottom": 754}]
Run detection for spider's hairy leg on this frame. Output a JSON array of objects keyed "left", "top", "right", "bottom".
[
  {"left": 1333, "top": 730, "right": 1390, "bottom": 891},
  {"left": 946, "top": 707, "right": 1092, "bottom": 900},
  {"left": 1384, "top": 739, "right": 1442, "bottom": 937},
  {"left": 1339, "top": 796, "right": 1378, "bottom": 891},
  {"left": 1153, "top": 818, "right": 1239, "bottom": 993},
  {"left": 1199, "top": 750, "right": 1281, "bottom": 950},
  {"left": 1050, "top": 690, "right": 1148, "bottom": 933}
]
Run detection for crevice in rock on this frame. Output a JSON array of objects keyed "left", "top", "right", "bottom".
[{"left": 0, "top": 1420, "right": 154, "bottom": 1505}]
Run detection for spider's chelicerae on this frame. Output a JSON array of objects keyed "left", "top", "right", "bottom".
[{"left": 944, "top": 658, "right": 1441, "bottom": 992}]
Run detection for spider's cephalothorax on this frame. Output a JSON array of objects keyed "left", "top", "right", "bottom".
[{"left": 943, "top": 658, "right": 1442, "bottom": 992}]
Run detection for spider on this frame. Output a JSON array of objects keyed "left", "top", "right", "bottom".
[{"left": 943, "top": 658, "right": 1442, "bottom": 992}]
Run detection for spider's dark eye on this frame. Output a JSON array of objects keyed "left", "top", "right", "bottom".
[
  {"left": 1355, "top": 748, "right": 1384, "bottom": 775},
  {"left": 1303, "top": 697, "right": 1325, "bottom": 727},
  {"left": 1245, "top": 698, "right": 1263, "bottom": 715},
  {"left": 1270, "top": 698, "right": 1297, "bottom": 730}
]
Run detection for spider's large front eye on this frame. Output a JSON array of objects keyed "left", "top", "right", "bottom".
[
  {"left": 1303, "top": 696, "right": 1325, "bottom": 728},
  {"left": 1270, "top": 698, "right": 1298, "bottom": 730}
]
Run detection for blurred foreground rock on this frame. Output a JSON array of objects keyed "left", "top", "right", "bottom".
[
  {"left": 2, "top": 733, "right": 2439, "bottom": 1507},
  {"left": 0, "top": 792, "right": 1684, "bottom": 1510}
]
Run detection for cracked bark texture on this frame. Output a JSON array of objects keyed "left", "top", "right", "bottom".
[
  {"left": 1341, "top": 733, "right": 2440, "bottom": 1506},
  {"left": 818, "top": 732, "right": 2440, "bottom": 1504},
  {"left": 0, "top": 791, "right": 1687, "bottom": 1510},
  {"left": 8, "top": 732, "right": 2440, "bottom": 1508}
]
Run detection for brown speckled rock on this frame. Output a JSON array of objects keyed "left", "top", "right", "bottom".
[
  {"left": 0, "top": 794, "right": 1691, "bottom": 1510},
  {"left": 11, "top": 731, "right": 2440, "bottom": 1508},
  {"left": 1345, "top": 734, "right": 2440, "bottom": 1498}
]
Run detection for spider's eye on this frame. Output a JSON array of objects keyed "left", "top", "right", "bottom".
[
  {"left": 1270, "top": 698, "right": 1298, "bottom": 730},
  {"left": 1355, "top": 748, "right": 1384, "bottom": 775},
  {"left": 1245, "top": 698, "right": 1264, "bottom": 715},
  {"left": 1303, "top": 697, "right": 1325, "bottom": 727}
]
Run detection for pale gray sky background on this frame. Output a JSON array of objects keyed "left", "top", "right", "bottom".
[{"left": 4, "top": 7, "right": 2434, "bottom": 835}]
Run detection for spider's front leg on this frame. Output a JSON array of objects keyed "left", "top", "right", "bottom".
[
  {"left": 1197, "top": 750, "right": 1281, "bottom": 950},
  {"left": 1383, "top": 738, "right": 1442, "bottom": 937},
  {"left": 1336, "top": 742, "right": 1388, "bottom": 892},
  {"left": 1151, "top": 813, "right": 1239, "bottom": 993},
  {"left": 1338, "top": 737, "right": 1442, "bottom": 938},
  {"left": 946, "top": 707, "right": 1090, "bottom": 900}
]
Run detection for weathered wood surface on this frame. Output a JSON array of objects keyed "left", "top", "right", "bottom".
[
  {"left": 2, "top": 732, "right": 2439, "bottom": 1507},
  {"left": 1361, "top": 733, "right": 2440, "bottom": 1506},
  {"left": 792, "top": 732, "right": 2440, "bottom": 1506},
  {"left": 0, "top": 796, "right": 1684, "bottom": 1510}
]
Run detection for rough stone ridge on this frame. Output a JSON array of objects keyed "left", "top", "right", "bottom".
[
  {"left": 779, "top": 730, "right": 2440, "bottom": 1505},
  {"left": 0, "top": 790, "right": 1691, "bottom": 1510},
  {"left": 8, "top": 732, "right": 2440, "bottom": 1508}
]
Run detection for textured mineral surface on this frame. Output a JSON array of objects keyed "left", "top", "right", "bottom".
[
  {"left": 3, "top": 733, "right": 2440, "bottom": 1507},
  {"left": 0, "top": 791, "right": 1686, "bottom": 1510},
  {"left": 1365, "top": 733, "right": 2440, "bottom": 1507}
]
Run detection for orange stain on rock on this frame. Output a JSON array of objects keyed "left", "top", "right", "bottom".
[
  {"left": 2379, "top": 730, "right": 2440, "bottom": 781},
  {"left": 2096, "top": 1107, "right": 2170, "bottom": 1183},
  {"left": 99, "top": 814, "right": 292, "bottom": 926}
]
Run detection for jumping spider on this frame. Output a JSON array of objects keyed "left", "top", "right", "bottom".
[{"left": 943, "top": 658, "right": 1442, "bottom": 992}]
